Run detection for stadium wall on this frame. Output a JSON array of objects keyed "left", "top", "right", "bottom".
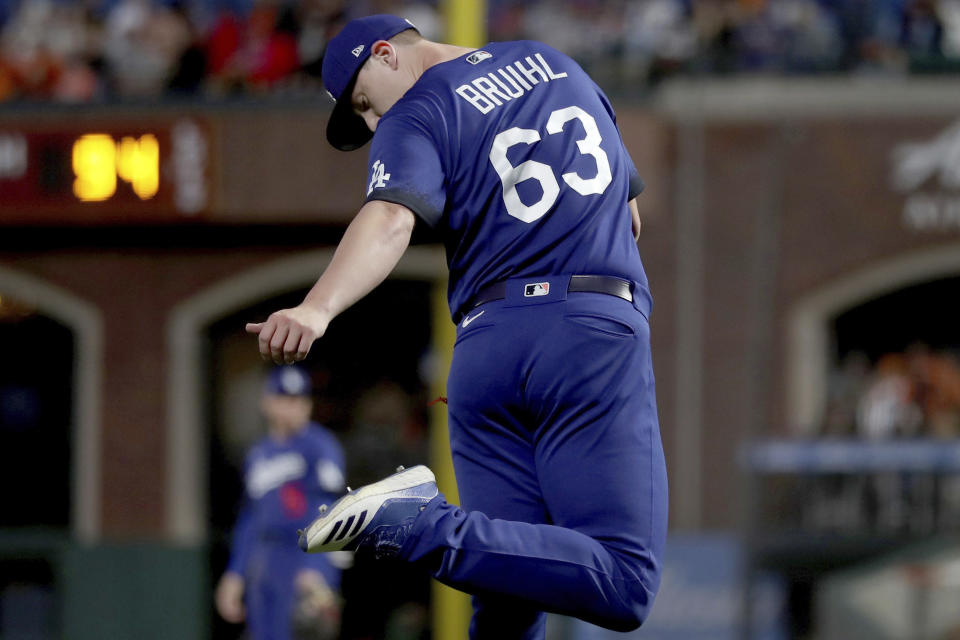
[{"left": 1, "top": 78, "right": 959, "bottom": 542}]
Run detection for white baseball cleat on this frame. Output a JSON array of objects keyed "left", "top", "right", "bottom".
[{"left": 298, "top": 465, "right": 438, "bottom": 557}]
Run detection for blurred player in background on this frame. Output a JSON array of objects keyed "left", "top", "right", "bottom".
[
  {"left": 246, "top": 14, "right": 667, "bottom": 639},
  {"left": 215, "top": 365, "right": 345, "bottom": 640}
]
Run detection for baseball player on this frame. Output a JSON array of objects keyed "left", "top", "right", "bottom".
[
  {"left": 245, "top": 15, "right": 667, "bottom": 639},
  {"left": 215, "top": 366, "right": 345, "bottom": 640}
]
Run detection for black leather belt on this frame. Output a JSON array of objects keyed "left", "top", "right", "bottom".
[{"left": 456, "top": 275, "right": 633, "bottom": 323}]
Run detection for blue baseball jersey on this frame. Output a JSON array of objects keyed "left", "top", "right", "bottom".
[
  {"left": 363, "top": 40, "right": 647, "bottom": 318},
  {"left": 227, "top": 422, "right": 345, "bottom": 578}
]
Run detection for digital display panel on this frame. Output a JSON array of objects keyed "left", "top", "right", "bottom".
[{"left": 0, "top": 119, "right": 210, "bottom": 223}]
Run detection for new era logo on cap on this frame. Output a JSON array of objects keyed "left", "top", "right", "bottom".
[{"left": 351, "top": 44, "right": 365, "bottom": 57}]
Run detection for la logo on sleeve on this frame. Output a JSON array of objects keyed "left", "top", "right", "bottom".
[{"left": 367, "top": 160, "right": 391, "bottom": 195}]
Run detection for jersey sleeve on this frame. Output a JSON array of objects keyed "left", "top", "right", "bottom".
[
  {"left": 304, "top": 425, "right": 346, "bottom": 497},
  {"left": 314, "top": 433, "right": 346, "bottom": 496},
  {"left": 363, "top": 112, "right": 447, "bottom": 228}
]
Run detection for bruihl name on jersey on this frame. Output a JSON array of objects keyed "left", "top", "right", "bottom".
[{"left": 455, "top": 52, "right": 568, "bottom": 115}]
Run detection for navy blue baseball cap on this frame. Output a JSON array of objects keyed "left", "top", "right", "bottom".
[
  {"left": 322, "top": 14, "right": 418, "bottom": 151},
  {"left": 264, "top": 366, "right": 312, "bottom": 396}
]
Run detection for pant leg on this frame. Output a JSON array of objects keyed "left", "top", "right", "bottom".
[
  {"left": 401, "top": 295, "right": 667, "bottom": 632},
  {"left": 447, "top": 390, "right": 549, "bottom": 640},
  {"left": 245, "top": 543, "right": 299, "bottom": 640},
  {"left": 531, "top": 294, "right": 668, "bottom": 619}
]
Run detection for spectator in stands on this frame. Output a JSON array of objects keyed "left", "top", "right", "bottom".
[
  {"left": 520, "top": 0, "right": 625, "bottom": 83},
  {"left": 827, "top": 346, "right": 960, "bottom": 439},
  {"left": 941, "top": 0, "right": 960, "bottom": 56},
  {"left": 622, "top": 0, "right": 697, "bottom": 85},
  {"left": 856, "top": 353, "right": 923, "bottom": 439},
  {"left": 822, "top": 351, "right": 871, "bottom": 437},
  {"left": 906, "top": 345, "right": 960, "bottom": 437},
  {"left": 0, "top": 0, "right": 99, "bottom": 101},
  {"left": 3, "top": 0, "right": 960, "bottom": 101},
  {"left": 166, "top": 1, "right": 208, "bottom": 95},
  {"left": 205, "top": 0, "right": 299, "bottom": 95},
  {"left": 775, "top": 0, "right": 844, "bottom": 72},
  {"left": 691, "top": 0, "right": 741, "bottom": 73},
  {"left": 294, "top": 0, "right": 347, "bottom": 80},
  {"left": 488, "top": 0, "right": 526, "bottom": 42},
  {"left": 103, "top": 0, "right": 194, "bottom": 98},
  {"left": 732, "top": 0, "right": 784, "bottom": 71},
  {"left": 900, "top": 0, "right": 946, "bottom": 68}
]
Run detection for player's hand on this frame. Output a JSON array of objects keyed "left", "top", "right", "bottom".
[
  {"left": 293, "top": 570, "right": 340, "bottom": 639},
  {"left": 215, "top": 572, "right": 246, "bottom": 623},
  {"left": 245, "top": 305, "right": 330, "bottom": 364},
  {"left": 294, "top": 569, "right": 335, "bottom": 604}
]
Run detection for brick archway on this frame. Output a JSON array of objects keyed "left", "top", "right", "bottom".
[
  {"left": 788, "top": 242, "right": 960, "bottom": 434},
  {"left": 0, "top": 266, "right": 103, "bottom": 541}
]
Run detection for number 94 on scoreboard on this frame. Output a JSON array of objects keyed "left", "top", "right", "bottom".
[{"left": 0, "top": 119, "right": 209, "bottom": 223}]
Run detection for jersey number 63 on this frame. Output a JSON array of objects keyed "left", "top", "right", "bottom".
[{"left": 489, "top": 105, "right": 612, "bottom": 223}]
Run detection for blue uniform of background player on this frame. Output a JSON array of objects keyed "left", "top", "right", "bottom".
[
  {"left": 247, "top": 15, "right": 667, "bottom": 639},
  {"left": 215, "top": 366, "right": 345, "bottom": 640}
]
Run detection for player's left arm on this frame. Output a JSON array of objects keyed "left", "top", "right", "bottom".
[
  {"left": 217, "top": 467, "right": 255, "bottom": 623},
  {"left": 591, "top": 80, "right": 643, "bottom": 242},
  {"left": 246, "top": 200, "right": 416, "bottom": 364},
  {"left": 629, "top": 198, "right": 640, "bottom": 241}
]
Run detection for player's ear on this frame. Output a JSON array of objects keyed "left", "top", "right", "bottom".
[{"left": 371, "top": 40, "right": 397, "bottom": 69}]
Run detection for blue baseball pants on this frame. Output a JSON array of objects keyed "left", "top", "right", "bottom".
[
  {"left": 244, "top": 539, "right": 340, "bottom": 640},
  {"left": 399, "top": 278, "right": 668, "bottom": 639}
]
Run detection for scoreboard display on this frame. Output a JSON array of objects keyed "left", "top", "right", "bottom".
[{"left": 0, "top": 118, "right": 210, "bottom": 223}]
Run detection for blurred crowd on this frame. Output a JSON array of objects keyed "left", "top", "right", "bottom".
[
  {"left": 777, "top": 346, "right": 960, "bottom": 536},
  {"left": 533, "top": 0, "right": 960, "bottom": 87},
  {"left": 0, "top": 0, "right": 959, "bottom": 103},
  {"left": 0, "top": 0, "right": 442, "bottom": 102},
  {"left": 823, "top": 345, "right": 960, "bottom": 440}
]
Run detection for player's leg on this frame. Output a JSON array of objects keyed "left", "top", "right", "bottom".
[
  {"left": 301, "top": 295, "right": 666, "bottom": 631},
  {"left": 400, "top": 296, "right": 665, "bottom": 631},
  {"left": 445, "top": 380, "right": 551, "bottom": 640},
  {"left": 243, "top": 547, "right": 283, "bottom": 640},
  {"left": 249, "top": 544, "right": 303, "bottom": 640},
  {"left": 302, "top": 460, "right": 660, "bottom": 632},
  {"left": 529, "top": 293, "right": 668, "bottom": 626}
]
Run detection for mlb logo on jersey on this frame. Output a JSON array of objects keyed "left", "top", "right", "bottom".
[
  {"left": 466, "top": 51, "right": 492, "bottom": 65},
  {"left": 524, "top": 282, "right": 550, "bottom": 297}
]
